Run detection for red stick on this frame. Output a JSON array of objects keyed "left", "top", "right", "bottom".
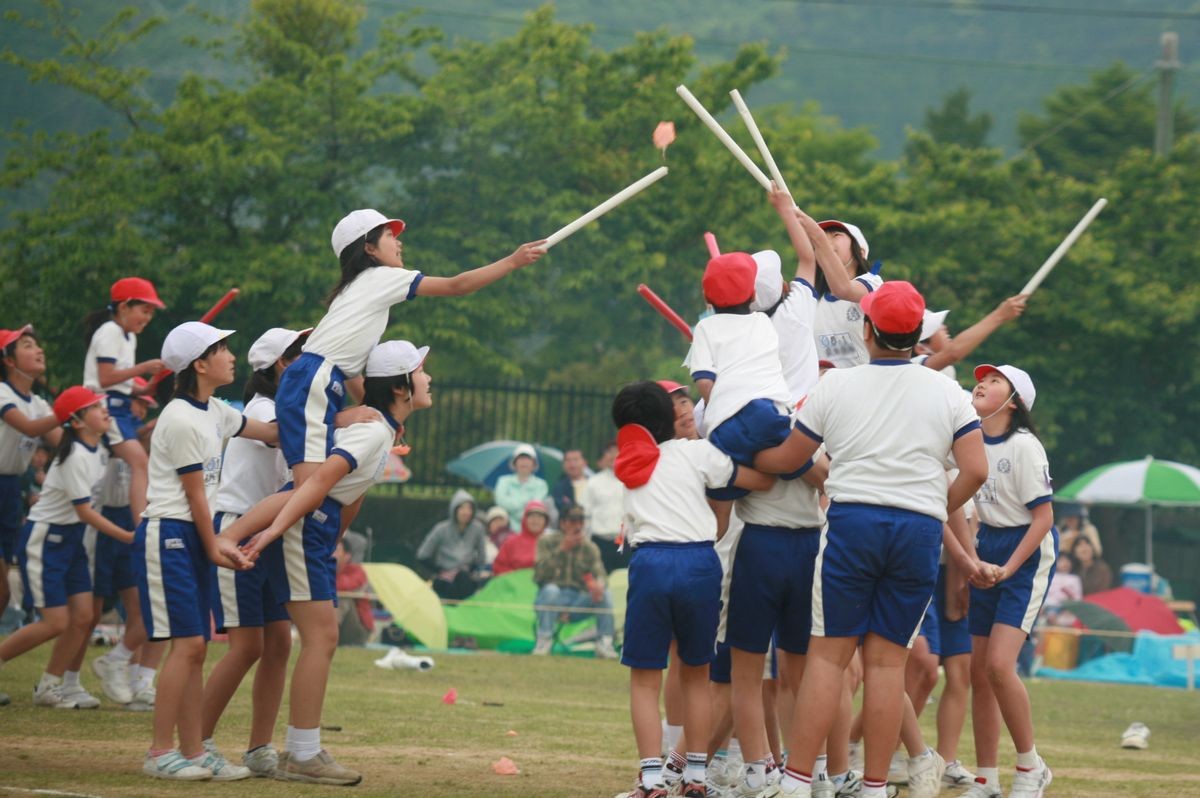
[
  {"left": 704, "top": 231, "right": 720, "bottom": 259},
  {"left": 149, "top": 287, "right": 241, "bottom": 387},
  {"left": 637, "top": 284, "right": 693, "bottom": 341}
]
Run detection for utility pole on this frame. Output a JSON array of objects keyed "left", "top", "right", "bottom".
[{"left": 1155, "top": 32, "right": 1180, "bottom": 157}]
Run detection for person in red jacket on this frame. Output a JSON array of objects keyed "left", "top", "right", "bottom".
[{"left": 492, "top": 499, "right": 550, "bottom": 576}]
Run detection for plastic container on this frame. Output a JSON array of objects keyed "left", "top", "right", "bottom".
[{"left": 1120, "top": 563, "right": 1154, "bottom": 594}]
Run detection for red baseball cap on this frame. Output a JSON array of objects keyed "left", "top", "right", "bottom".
[
  {"left": 111, "top": 277, "right": 166, "bottom": 309},
  {"left": 702, "top": 253, "right": 757, "bottom": 307},
  {"left": 0, "top": 324, "right": 34, "bottom": 350},
  {"left": 859, "top": 281, "right": 924, "bottom": 335},
  {"left": 53, "top": 386, "right": 106, "bottom": 424},
  {"left": 656, "top": 379, "right": 688, "bottom": 396}
]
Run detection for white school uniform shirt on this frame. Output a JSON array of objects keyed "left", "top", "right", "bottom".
[
  {"left": 84, "top": 321, "right": 138, "bottom": 395},
  {"left": 0, "top": 381, "right": 52, "bottom": 475},
  {"left": 303, "top": 266, "right": 424, "bottom": 378},
  {"left": 795, "top": 360, "right": 980, "bottom": 522},
  {"left": 683, "top": 313, "right": 790, "bottom": 436},
  {"left": 974, "top": 430, "right": 1052, "bottom": 528},
  {"left": 327, "top": 418, "right": 395, "bottom": 505},
  {"left": 99, "top": 454, "right": 132, "bottom": 509},
  {"left": 581, "top": 468, "right": 624, "bottom": 541},
  {"left": 144, "top": 396, "right": 245, "bottom": 522},
  {"left": 214, "top": 394, "right": 289, "bottom": 516},
  {"left": 736, "top": 445, "right": 826, "bottom": 530},
  {"left": 621, "top": 438, "right": 735, "bottom": 546},
  {"left": 27, "top": 440, "right": 109, "bottom": 525},
  {"left": 773, "top": 279, "right": 821, "bottom": 405},
  {"left": 813, "top": 272, "right": 883, "bottom": 369}
]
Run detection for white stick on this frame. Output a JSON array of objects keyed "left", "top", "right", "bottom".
[
  {"left": 675, "top": 84, "right": 772, "bottom": 191},
  {"left": 1021, "top": 198, "right": 1108, "bottom": 294},
  {"left": 730, "top": 89, "right": 790, "bottom": 198},
  {"left": 542, "top": 167, "right": 669, "bottom": 250}
]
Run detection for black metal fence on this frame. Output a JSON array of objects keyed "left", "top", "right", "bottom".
[{"left": 402, "top": 381, "right": 617, "bottom": 488}]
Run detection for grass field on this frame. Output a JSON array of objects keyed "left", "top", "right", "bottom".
[{"left": 2, "top": 642, "right": 1199, "bottom": 797}]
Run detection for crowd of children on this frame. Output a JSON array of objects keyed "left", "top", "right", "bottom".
[{"left": 0, "top": 180, "right": 1058, "bottom": 797}]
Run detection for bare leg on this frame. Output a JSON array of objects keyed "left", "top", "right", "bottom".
[
  {"left": 784, "top": 636, "right": 858, "bottom": 775},
  {"left": 285, "top": 600, "right": 338, "bottom": 729},
  {"left": 201, "top": 626, "right": 264, "bottom": 739},
  {"left": 680, "top": 661, "right": 712, "bottom": 763},
  {"left": 936, "top": 653, "right": 971, "bottom": 762},
  {"left": 827, "top": 672, "right": 854, "bottom": 776},
  {"left": 731, "top": 647, "right": 770, "bottom": 763},
  {"left": 970, "top": 635, "right": 1002, "bottom": 769},
  {"left": 707, "top": 681, "right": 734, "bottom": 758},
  {"left": 152, "top": 635, "right": 206, "bottom": 753},
  {"left": 0, "top": 605, "right": 68, "bottom": 662},
  {"left": 985, "top": 624, "right": 1038, "bottom": 753},
  {"left": 905, "top": 635, "right": 940, "bottom": 717},
  {"left": 111, "top": 440, "right": 149, "bottom": 525},
  {"left": 762, "top": 678, "right": 782, "bottom": 764},
  {"left": 860, "top": 633, "right": 911, "bottom": 785},
  {"left": 631, "top": 668, "right": 665, "bottom": 758},
  {"left": 44, "top": 593, "right": 94, "bottom": 676},
  {"left": 664, "top": 640, "right": 685, "bottom": 750},
  {"left": 67, "top": 596, "right": 104, "bottom": 673},
  {"left": 249, "top": 620, "right": 292, "bottom": 749}
]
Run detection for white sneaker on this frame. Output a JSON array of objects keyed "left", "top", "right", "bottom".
[
  {"left": 906, "top": 750, "right": 945, "bottom": 798},
  {"left": 532, "top": 636, "right": 553, "bottom": 656},
  {"left": 886, "top": 751, "right": 907, "bottom": 785},
  {"left": 811, "top": 773, "right": 835, "bottom": 798},
  {"left": 195, "top": 742, "right": 252, "bottom": 781},
  {"left": 943, "top": 759, "right": 977, "bottom": 786},
  {"left": 596, "top": 635, "right": 619, "bottom": 660},
  {"left": 847, "top": 742, "right": 863, "bottom": 774},
  {"left": 126, "top": 685, "right": 155, "bottom": 711},
  {"left": 1121, "top": 722, "right": 1150, "bottom": 749},
  {"left": 33, "top": 682, "right": 96, "bottom": 709},
  {"left": 243, "top": 744, "right": 280, "bottom": 777},
  {"left": 834, "top": 770, "right": 862, "bottom": 798},
  {"left": 91, "top": 655, "right": 133, "bottom": 704},
  {"left": 57, "top": 684, "right": 101, "bottom": 709},
  {"left": 1009, "top": 758, "right": 1051, "bottom": 798},
  {"left": 143, "top": 750, "right": 212, "bottom": 780},
  {"left": 962, "top": 777, "right": 1004, "bottom": 798}
]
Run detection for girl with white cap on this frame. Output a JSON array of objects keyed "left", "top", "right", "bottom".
[
  {"left": 132, "top": 321, "right": 280, "bottom": 782},
  {"left": 963, "top": 364, "right": 1056, "bottom": 798},
  {"left": 275, "top": 208, "right": 544, "bottom": 493},
  {"left": 214, "top": 339, "right": 435, "bottom": 786}
]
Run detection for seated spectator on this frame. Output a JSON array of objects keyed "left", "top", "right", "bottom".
[
  {"left": 417, "top": 489, "right": 488, "bottom": 600},
  {"left": 1043, "top": 554, "right": 1083, "bottom": 626},
  {"left": 1072, "top": 536, "right": 1112, "bottom": 595},
  {"left": 484, "top": 505, "right": 514, "bottom": 563},
  {"left": 335, "top": 540, "right": 375, "bottom": 646},
  {"left": 1058, "top": 512, "right": 1103, "bottom": 557},
  {"left": 580, "top": 440, "right": 624, "bottom": 573},
  {"left": 494, "top": 443, "right": 550, "bottom": 524},
  {"left": 493, "top": 499, "right": 549, "bottom": 576},
  {"left": 532, "top": 506, "right": 616, "bottom": 658},
  {"left": 550, "top": 448, "right": 590, "bottom": 517}
]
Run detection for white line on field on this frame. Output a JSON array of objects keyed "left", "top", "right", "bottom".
[{"left": 0, "top": 786, "right": 104, "bottom": 798}]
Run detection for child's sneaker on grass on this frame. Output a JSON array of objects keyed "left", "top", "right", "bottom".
[
  {"left": 193, "top": 749, "right": 252, "bottom": 781},
  {"left": 57, "top": 684, "right": 101, "bottom": 709},
  {"left": 33, "top": 682, "right": 86, "bottom": 709},
  {"left": 125, "top": 685, "right": 155, "bottom": 711},
  {"left": 906, "top": 749, "right": 945, "bottom": 798},
  {"left": 91, "top": 655, "right": 132, "bottom": 704},
  {"left": 243, "top": 744, "right": 280, "bottom": 777},
  {"left": 1009, "top": 758, "right": 1051, "bottom": 798},
  {"left": 834, "top": 770, "right": 862, "bottom": 798},
  {"left": 943, "top": 759, "right": 976, "bottom": 786},
  {"left": 143, "top": 750, "right": 212, "bottom": 781},
  {"left": 962, "top": 777, "right": 1004, "bottom": 798},
  {"left": 886, "top": 751, "right": 907, "bottom": 785},
  {"left": 276, "top": 749, "right": 362, "bottom": 786}
]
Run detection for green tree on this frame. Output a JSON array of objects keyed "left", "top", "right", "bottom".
[{"left": 918, "top": 86, "right": 992, "bottom": 149}]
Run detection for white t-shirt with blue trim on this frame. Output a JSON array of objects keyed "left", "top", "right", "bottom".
[
  {"left": 327, "top": 418, "right": 393, "bottom": 506},
  {"left": 0, "top": 381, "right": 52, "bottom": 475},
  {"left": 145, "top": 396, "right": 245, "bottom": 522},
  {"left": 813, "top": 272, "right": 883, "bottom": 369},
  {"left": 684, "top": 312, "right": 790, "bottom": 436},
  {"left": 27, "top": 439, "right": 109, "bottom": 526},
  {"left": 974, "top": 430, "right": 1052, "bottom": 528},
  {"left": 84, "top": 321, "right": 137, "bottom": 395},
  {"left": 621, "top": 438, "right": 735, "bottom": 546},
  {"left": 215, "top": 394, "right": 289, "bottom": 516},
  {"left": 773, "top": 278, "right": 821, "bottom": 405}
]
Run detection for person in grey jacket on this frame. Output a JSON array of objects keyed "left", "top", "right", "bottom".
[{"left": 417, "top": 489, "right": 488, "bottom": 599}]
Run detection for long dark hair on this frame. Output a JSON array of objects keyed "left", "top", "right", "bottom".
[
  {"left": 53, "top": 423, "right": 79, "bottom": 465},
  {"left": 174, "top": 340, "right": 225, "bottom": 399},
  {"left": 362, "top": 372, "right": 412, "bottom": 414},
  {"left": 1008, "top": 392, "right": 1039, "bottom": 439},
  {"left": 814, "top": 235, "right": 870, "bottom": 297},
  {"left": 241, "top": 335, "right": 306, "bottom": 403},
  {"left": 84, "top": 299, "right": 150, "bottom": 344},
  {"left": 326, "top": 224, "right": 386, "bottom": 306}
]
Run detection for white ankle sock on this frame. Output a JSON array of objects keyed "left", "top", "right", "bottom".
[
  {"left": 977, "top": 766, "right": 1000, "bottom": 785},
  {"left": 640, "top": 757, "right": 664, "bottom": 789},
  {"left": 38, "top": 672, "right": 62, "bottom": 690},
  {"left": 1016, "top": 747, "right": 1039, "bottom": 769},
  {"left": 108, "top": 642, "right": 134, "bottom": 662},
  {"left": 63, "top": 670, "right": 81, "bottom": 688},
  {"left": 286, "top": 726, "right": 321, "bottom": 762},
  {"left": 813, "top": 754, "right": 828, "bottom": 778}
]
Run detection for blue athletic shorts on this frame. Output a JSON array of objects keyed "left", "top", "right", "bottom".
[
  {"left": 969, "top": 524, "right": 1059, "bottom": 637},
  {"left": 91, "top": 505, "right": 136, "bottom": 597},
  {"left": 705, "top": 399, "right": 792, "bottom": 500},
  {"left": 259, "top": 493, "right": 343, "bottom": 604},
  {"left": 934, "top": 563, "right": 971, "bottom": 658},
  {"left": 710, "top": 640, "right": 732, "bottom": 683},
  {"left": 622, "top": 542, "right": 722, "bottom": 670},
  {"left": 20, "top": 520, "right": 91, "bottom": 608},
  {"left": 0, "top": 473, "right": 22, "bottom": 564},
  {"left": 812, "top": 502, "right": 942, "bottom": 648},
  {"left": 725, "top": 524, "right": 821, "bottom": 655},
  {"left": 275, "top": 352, "right": 347, "bottom": 468},
  {"left": 918, "top": 600, "right": 941, "bottom": 656},
  {"left": 133, "top": 517, "right": 211, "bottom": 640},
  {"left": 211, "top": 511, "right": 289, "bottom": 629},
  {"left": 104, "top": 394, "right": 143, "bottom": 444}
]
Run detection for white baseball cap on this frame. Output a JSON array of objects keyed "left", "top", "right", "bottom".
[
  {"left": 162, "top": 321, "right": 234, "bottom": 373},
  {"left": 974, "top": 363, "right": 1037, "bottom": 410},
  {"left": 248, "top": 327, "right": 312, "bottom": 371},
  {"left": 510, "top": 442, "right": 539, "bottom": 467},
  {"left": 920, "top": 309, "right": 949, "bottom": 342},
  {"left": 817, "top": 219, "right": 870, "bottom": 259},
  {"left": 365, "top": 340, "right": 428, "bottom": 378},
  {"left": 750, "top": 250, "right": 784, "bottom": 312},
  {"left": 331, "top": 209, "right": 406, "bottom": 258}
]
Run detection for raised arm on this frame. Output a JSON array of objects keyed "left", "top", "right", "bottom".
[
  {"left": 415, "top": 241, "right": 547, "bottom": 297},
  {"left": 768, "top": 185, "right": 816, "bottom": 286},
  {"left": 1, "top": 406, "right": 62, "bottom": 441},
  {"left": 921, "top": 295, "right": 1027, "bottom": 373},
  {"left": 795, "top": 208, "right": 870, "bottom": 303}
]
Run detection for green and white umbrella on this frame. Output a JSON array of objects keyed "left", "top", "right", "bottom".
[{"left": 1057, "top": 456, "right": 1200, "bottom": 568}]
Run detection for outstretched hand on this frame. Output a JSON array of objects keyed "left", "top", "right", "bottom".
[
  {"left": 512, "top": 240, "right": 549, "bottom": 265},
  {"left": 996, "top": 294, "right": 1029, "bottom": 322},
  {"left": 767, "top": 183, "right": 795, "bottom": 215}
]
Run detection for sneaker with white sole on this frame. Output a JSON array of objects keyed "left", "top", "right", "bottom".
[
  {"left": 276, "top": 749, "right": 362, "bottom": 786},
  {"left": 125, "top": 685, "right": 155, "bottom": 711},
  {"left": 91, "top": 655, "right": 133, "bottom": 704},
  {"left": 1120, "top": 722, "right": 1150, "bottom": 750},
  {"left": 532, "top": 636, "right": 553, "bottom": 656},
  {"left": 57, "top": 684, "right": 101, "bottom": 709},
  {"left": 811, "top": 773, "right": 836, "bottom": 798},
  {"left": 906, "top": 750, "right": 945, "bottom": 798},
  {"left": 1009, "top": 758, "right": 1051, "bottom": 798},
  {"left": 886, "top": 751, "right": 907, "bottom": 785},
  {"left": 961, "top": 777, "right": 1004, "bottom": 798},
  {"left": 834, "top": 770, "right": 862, "bottom": 798},
  {"left": 943, "top": 759, "right": 976, "bottom": 786},
  {"left": 243, "top": 744, "right": 280, "bottom": 777},
  {"left": 596, "top": 635, "right": 619, "bottom": 660},
  {"left": 193, "top": 748, "right": 252, "bottom": 781},
  {"left": 33, "top": 682, "right": 93, "bottom": 709},
  {"left": 143, "top": 750, "right": 213, "bottom": 781}
]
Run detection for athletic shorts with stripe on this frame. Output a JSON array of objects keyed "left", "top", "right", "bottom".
[
  {"left": 90, "top": 505, "right": 136, "bottom": 597},
  {"left": 710, "top": 635, "right": 779, "bottom": 684},
  {"left": 103, "top": 394, "right": 142, "bottom": 445},
  {"left": 19, "top": 520, "right": 91, "bottom": 608},
  {"left": 705, "top": 399, "right": 792, "bottom": 501},
  {"left": 724, "top": 524, "right": 821, "bottom": 655},
  {"left": 275, "top": 352, "right": 347, "bottom": 468},
  {"left": 259, "top": 494, "right": 343, "bottom": 604},
  {"left": 133, "top": 517, "right": 212, "bottom": 640},
  {"left": 813, "top": 502, "right": 941, "bottom": 648},
  {"left": 934, "top": 563, "right": 971, "bottom": 658},
  {"left": 969, "top": 524, "right": 1058, "bottom": 637},
  {"left": 210, "top": 511, "right": 290, "bottom": 629},
  {"left": 0, "top": 473, "right": 22, "bottom": 564},
  {"left": 621, "top": 542, "right": 722, "bottom": 670}
]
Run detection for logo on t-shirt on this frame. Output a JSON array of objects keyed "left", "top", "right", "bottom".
[
  {"left": 818, "top": 332, "right": 855, "bottom": 359},
  {"left": 846, "top": 306, "right": 862, "bottom": 322},
  {"left": 997, "top": 458, "right": 1012, "bottom": 474},
  {"left": 331, "top": 382, "right": 344, "bottom": 398},
  {"left": 203, "top": 456, "right": 223, "bottom": 487},
  {"left": 976, "top": 478, "right": 998, "bottom": 505}
]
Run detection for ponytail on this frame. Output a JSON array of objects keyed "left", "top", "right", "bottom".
[
  {"left": 325, "top": 224, "right": 386, "bottom": 306},
  {"left": 84, "top": 299, "right": 151, "bottom": 343},
  {"left": 53, "top": 424, "right": 79, "bottom": 466}
]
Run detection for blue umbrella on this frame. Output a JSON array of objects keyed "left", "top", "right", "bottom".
[{"left": 445, "top": 440, "right": 565, "bottom": 489}]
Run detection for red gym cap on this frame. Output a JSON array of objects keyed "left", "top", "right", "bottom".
[
  {"left": 53, "top": 386, "right": 105, "bottom": 424},
  {"left": 111, "top": 277, "right": 165, "bottom": 309},
  {"left": 656, "top": 380, "right": 688, "bottom": 396},
  {"left": 0, "top": 324, "right": 33, "bottom": 350},
  {"left": 702, "top": 252, "right": 757, "bottom": 308},
  {"left": 859, "top": 281, "right": 925, "bottom": 335}
]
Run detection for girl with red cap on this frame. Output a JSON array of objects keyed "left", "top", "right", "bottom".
[
  {"left": 0, "top": 387, "right": 134, "bottom": 708},
  {"left": 83, "top": 277, "right": 168, "bottom": 527}
]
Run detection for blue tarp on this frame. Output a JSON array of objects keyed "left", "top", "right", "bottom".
[{"left": 1038, "top": 630, "right": 1200, "bottom": 689}]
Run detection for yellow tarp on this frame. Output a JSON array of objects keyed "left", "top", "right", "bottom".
[{"left": 362, "top": 563, "right": 448, "bottom": 649}]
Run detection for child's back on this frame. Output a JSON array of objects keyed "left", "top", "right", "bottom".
[{"left": 686, "top": 312, "right": 790, "bottom": 436}]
